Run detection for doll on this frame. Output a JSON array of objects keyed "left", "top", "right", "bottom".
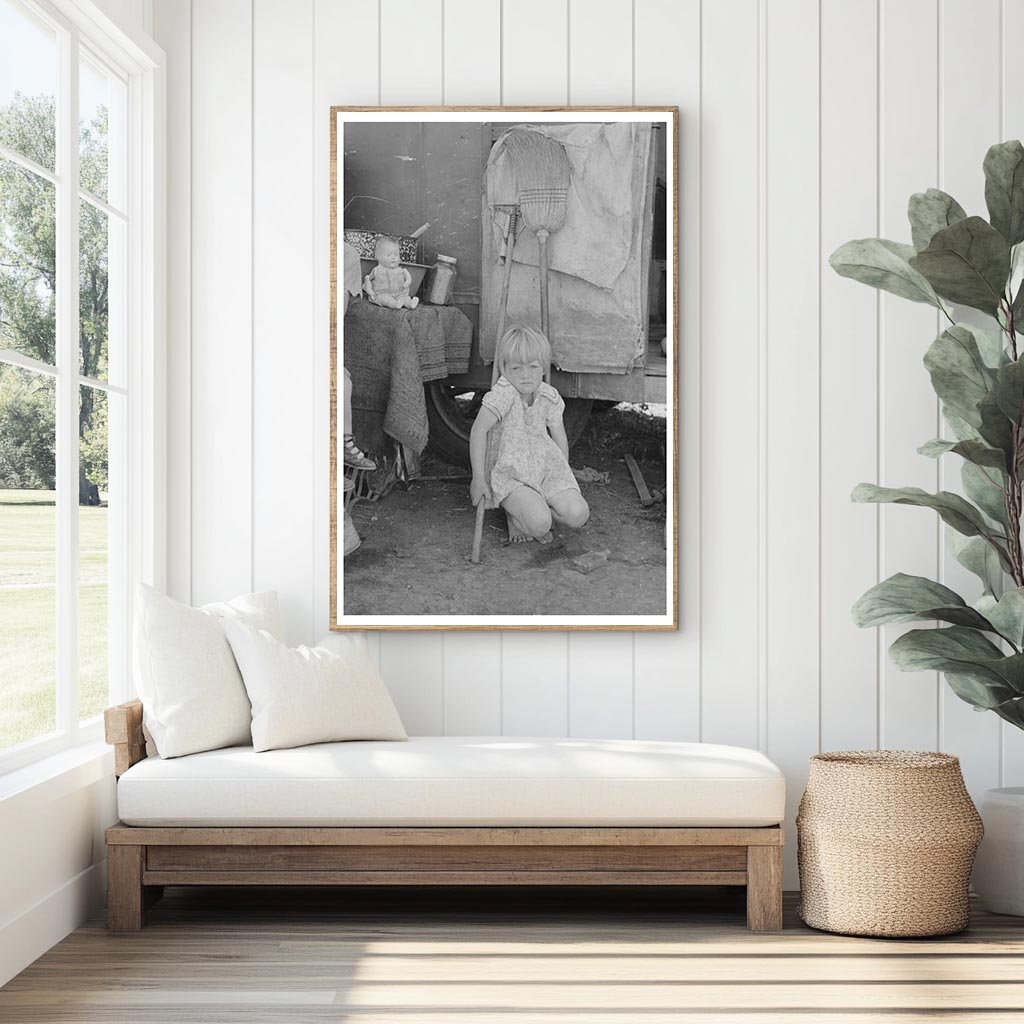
[{"left": 363, "top": 236, "right": 419, "bottom": 309}]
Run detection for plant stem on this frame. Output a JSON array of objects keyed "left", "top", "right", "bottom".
[{"left": 1006, "top": 306, "right": 1024, "bottom": 587}]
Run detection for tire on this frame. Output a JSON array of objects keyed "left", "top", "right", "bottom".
[{"left": 424, "top": 381, "right": 592, "bottom": 468}]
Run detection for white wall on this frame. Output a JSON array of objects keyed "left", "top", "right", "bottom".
[{"left": 154, "top": 0, "right": 1024, "bottom": 887}]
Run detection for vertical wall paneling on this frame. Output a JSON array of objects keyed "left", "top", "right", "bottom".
[
  {"left": 312, "top": 0, "right": 380, "bottom": 647},
  {"left": 167, "top": 0, "right": 1022, "bottom": 893},
  {"left": 564, "top": 2, "right": 636, "bottom": 735},
  {"left": 501, "top": 633, "right": 569, "bottom": 735},
  {"left": 500, "top": 0, "right": 568, "bottom": 104},
  {"left": 631, "top": 0, "right": 700, "bottom": 742},
  {"left": 153, "top": 0, "right": 190, "bottom": 604},
  {"left": 380, "top": 0, "right": 444, "bottom": 105},
  {"left": 877, "top": 0, "right": 941, "bottom": 751},
  {"left": 439, "top": 0, "right": 505, "bottom": 734},
  {"left": 698, "top": 0, "right": 761, "bottom": 749},
  {"left": 443, "top": 0, "right": 501, "bottom": 105},
  {"left": 189, "top": 0, "right": 253, "bottom": 605},
  {"left": 567, "top": 633, "right": 635, "bottom": 738},
  {"left": 567, "top": 0, "right": 632, "bottom": 104},
  {"left": 252, "top": 0, "right": 315, "bottom": 646},
  {"left": 496, "top": 0, "right": 572, "bottom": 736},
  {"left": 819, "top": 0, "right": 879, "bottom": 752},
  {"left": 444, "top": 637, "right": 502, "bottom": 734},
  {"left": 938, "top": 0, "right": 1002, "bottom": 795},
  {"left": 380, "top": 633, "right": 446, "bottom": 734},
  {"left": 1001, "top": 0, "right": 1024, "bottom": 786},
  {"left": 764, "top": 0, "right": 821, "bottom": 882},
  {"left": 375, "top": 0, "right": 446, "bottom": 723}
]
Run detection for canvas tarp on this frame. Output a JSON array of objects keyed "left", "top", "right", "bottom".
[{"left": 480, "top": 122, "right": 655, "bottom": 375}]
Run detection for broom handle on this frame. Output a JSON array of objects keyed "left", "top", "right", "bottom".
[
  {"left": 537, "top": 228, "right": 550, "bottom": 337},
  {"left": 471, "top": 432, "right": 489, "bottom": 564},
  {"left": 471, "top": 497, "right": 486, "bottom": 564},
  {"left": 493, "top": 208, "right": 517, "bottom": 385}
]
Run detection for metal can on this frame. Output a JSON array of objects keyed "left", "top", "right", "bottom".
[{"left": 424, "top": 254, "right": 457, "bottom": 305}]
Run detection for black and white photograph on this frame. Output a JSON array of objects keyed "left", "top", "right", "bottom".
[{"left": 331, "top": 108, "right": 677, "bottom": 630}]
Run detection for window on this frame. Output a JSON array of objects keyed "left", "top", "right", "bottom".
[{"left": 0, "top": 0, "right": 161, "bottom": 772}]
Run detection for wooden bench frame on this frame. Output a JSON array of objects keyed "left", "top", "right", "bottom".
[{"left": 104, "top": 700, "right": 784, "bottom": 932}]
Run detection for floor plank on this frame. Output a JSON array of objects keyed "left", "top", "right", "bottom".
[{"left": 3, "top": 887, "right": 1024, "bottom": 1021}]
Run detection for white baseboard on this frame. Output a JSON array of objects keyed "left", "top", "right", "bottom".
[{"left": 0, "top": 859, "right": 107, "bottom": 987}]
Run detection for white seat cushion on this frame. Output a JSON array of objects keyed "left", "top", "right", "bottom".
[{"left": 117, "top": 736, "right": 785, "bottom": 827}]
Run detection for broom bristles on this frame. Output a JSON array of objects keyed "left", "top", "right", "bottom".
[{"left": 502, "top": 130, "right": 571, "bottom": 234}]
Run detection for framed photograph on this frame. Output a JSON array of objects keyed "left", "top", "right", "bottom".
[{"left": 330, "top": 107, "right": 678, "bottom": 631}]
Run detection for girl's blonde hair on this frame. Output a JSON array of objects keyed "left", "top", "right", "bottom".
[{"left": 495, "top": 324, "right": 551, "bottom": 381}]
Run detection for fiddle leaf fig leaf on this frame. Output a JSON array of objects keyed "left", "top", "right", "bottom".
[
  {"left": 978, "top": 392, "right": 1016, "bottom": 458},
  {"left": 1008, "top": 241, "right": 1024, "bottom": 305},
  {"left": 851, "top": 483, "right": 1011, "bottom": 568},
  {"left": 852, "top": 573, "right": 994, "bottom": 630},
  {"left": 830, "top": 238, "right": 943, "bottom": 307},
  {"left": 993, "top": 357, "right": 1024, "bottom": 423},
  {"left": 977, "top": 589, "right": 1024, "bottom": 649},
  {"left": 908, "top": 188, "right": 968, "bottom": 251},
  {"left": 942, "top": 407, "right": 983, "bottom": 442},
  {"left": 962, "top": 461, "right": 1009, "bottom": 527},
  {"left": 888, "top": 627, "right": 1024, "bottom": 703},
  {"left": 944, "top": 671, "right": 1024, "bottom": 713},
  {"left": 909, "top": 216, "right": 1011, "bottom": 314},
  {"left": 984, "top": 140, "right": 1024, "bottom": 246},
  {"left": 1012, "top": 277, "right": 1024, "bottom": 325},
  {"left": 950, "top": 532, "right": 1004, "bottom": 597},
  {"left": 918, "top": 437, "right": 1007, "bottom": 471},
  {"left": 969, "top": 322, "right": 1012, "bottom": 368},
  {"left": 923, "top": 325, "right": 997, "bottom": 428}
]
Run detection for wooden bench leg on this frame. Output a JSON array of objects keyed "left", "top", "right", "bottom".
[
  {"left": 746, "top": 845, "right": 783, "bottom": 931},
  {"left": 107, "top": 845, "right": 145, "bottom": 931}
]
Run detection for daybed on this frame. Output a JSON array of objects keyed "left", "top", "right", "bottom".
[{"left": 104, "top": 699, "right": 786, "bottom": 932}]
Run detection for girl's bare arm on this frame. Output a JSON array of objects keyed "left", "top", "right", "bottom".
[
  {"left": 549, "top": 416, "right": 570, "bottom": 462},
  {"left": 470, "top": 407, "right": 498, "bottom": 506}
]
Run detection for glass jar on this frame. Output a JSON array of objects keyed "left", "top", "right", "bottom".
[{"left": 424, "top": 254, "right": 457, "bottom": 305}]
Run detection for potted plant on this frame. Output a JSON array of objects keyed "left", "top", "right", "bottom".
[{"left": 832, "top": 140, "right": 1024, "bottom": 914}]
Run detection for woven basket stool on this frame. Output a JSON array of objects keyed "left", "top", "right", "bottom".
[{"left": 797, "top": 751, "right": 983, "bottom": 937}]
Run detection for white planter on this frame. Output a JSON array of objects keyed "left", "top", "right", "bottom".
[{"left": 973, "top": 787, "right": 1024, "bottom": 916}]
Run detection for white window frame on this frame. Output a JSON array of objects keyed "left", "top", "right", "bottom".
[{"left": 0, "top": 0, "right": 164, "bottom": 776}]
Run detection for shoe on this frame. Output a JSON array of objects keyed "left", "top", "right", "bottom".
[{"left": 343, "top": 434, "right": 376, "bottom": 470}]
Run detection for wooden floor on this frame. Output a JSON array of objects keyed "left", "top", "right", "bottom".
[{"left": 2, "top": 886, "right": 1024, "bottom": 1022}]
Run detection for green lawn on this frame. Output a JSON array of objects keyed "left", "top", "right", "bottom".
[{"left": 0, "top": 489, "right": 109, "bottom": 751}]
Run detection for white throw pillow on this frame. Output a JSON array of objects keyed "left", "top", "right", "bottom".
[
  {"left": 222, "top": 621, "right": 407, "bottom": 752},
  {"left": 133, "top": 584, "right": 283, "bottom": 758}
]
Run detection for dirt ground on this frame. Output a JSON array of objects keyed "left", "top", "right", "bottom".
[{"left": 343, "top": 405, "right": 668, "bottom": 618}]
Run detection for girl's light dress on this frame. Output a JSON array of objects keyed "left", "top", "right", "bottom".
[{"left": 481, "top": 377, "right": 581, "bottom": 505}]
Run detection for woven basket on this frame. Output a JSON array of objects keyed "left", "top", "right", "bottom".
[{"left": 797, "top": 751, "right": 983, "bottom": 937}]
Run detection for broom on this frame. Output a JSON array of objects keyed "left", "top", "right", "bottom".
[{"left": 501, "top": 129, "right": 571, "bottom": 338}]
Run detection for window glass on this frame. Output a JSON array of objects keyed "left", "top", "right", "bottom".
[
  {"left": 79, "top": 383, "right": 110, "bottom": 722},
  {"left": 0, "top": 0, "right": 57, "bottom": 172},
  {"left": 80, "top": 202, "right": 119, "bottom": 382},
  {"left": 79, "top": 51, "right": 125, "bottom": 210},
  {"left": 0, "top": 158, "right": 56, "bottom": 365},
  {"left": 0, "top": 362, "right": 56, "bottom": 749}
]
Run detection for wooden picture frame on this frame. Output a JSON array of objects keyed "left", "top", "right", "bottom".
[{"left": 330, "top": 107, "right": 679, "bottom": 631}]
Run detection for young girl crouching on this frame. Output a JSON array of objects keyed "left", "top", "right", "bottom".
[{"left": 470, "top": 325, "right": 589, "bottom": 544}]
